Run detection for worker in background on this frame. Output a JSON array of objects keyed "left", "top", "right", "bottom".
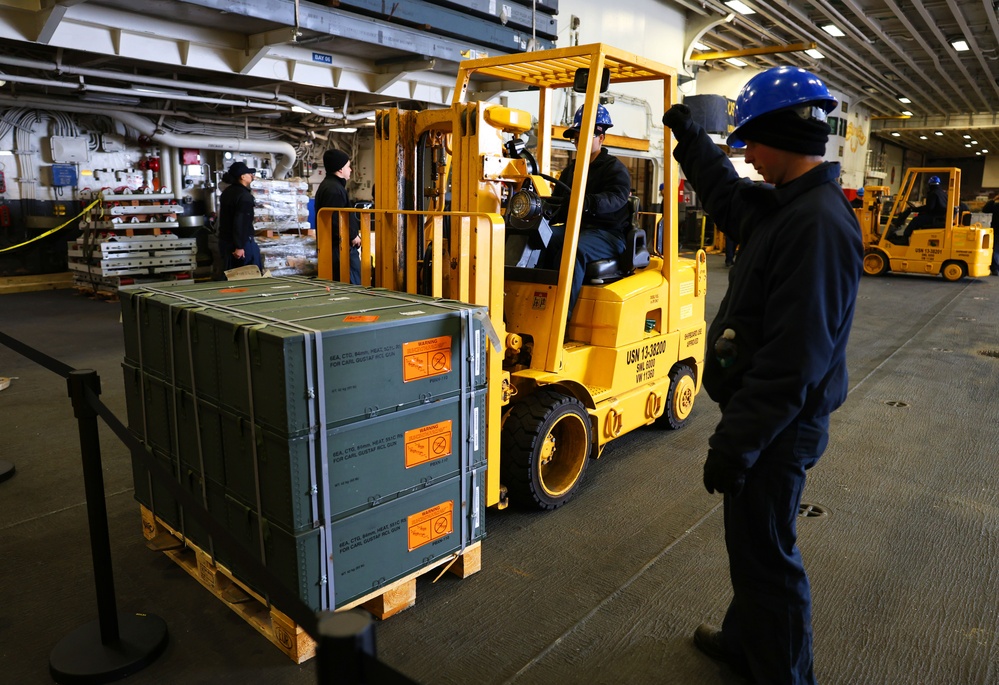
[
  {"left": 893, "top": 175, "right": 947, "bottom": 238},
  {"left": 545, "top": 104, "right": 631, "bottom": 322},
  {"left": 983, "top": 192, "right": 999, "bottom": 275},
  {"left": 218, "top": 161, "right": 262, "bottom": 273},
  {"left": 850, "top": 186, "right": 865, "bottom": 208},
  {"left": 663, "top": 66, "right": 863, "bottom": 685},
  {"left": 316, "top": 148, "right": 361, "bottom": 284}
]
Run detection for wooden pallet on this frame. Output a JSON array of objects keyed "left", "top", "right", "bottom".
[
  {"left": 139, "top": 505, "right": 481, "bottom": 662},
  {"left": 0, "top": 272, "right": 73, "bottom": 295}
]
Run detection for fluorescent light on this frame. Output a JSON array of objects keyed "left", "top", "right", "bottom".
[
  {"left": 951, "top": 39, "right": 970, "bottom": 51},
  {"left": 724, "top": 1, "right": 755, "bottom": 15},
  {"left": 983, "top": 149, "right": 989, "bottom": 153},
  {"left": 863, "top": 85, "right": 879, "bottom": 94},
  {"left": 971, "top": 140, "right": 978, "bottom": 145},
  {"left": 805, "top": 49, "right": 825, "bottom": 59},
  {"left": 329, "top": 127, "right": 357, "bottom": 133},
  {"left": 977, "top": 152, "right": 982, "bottom": 155},
  {"left": 966, "top": 144, "right": 972, "bottom": 147},
  {"left": 891, "top": 132, "right": 901, "bottom": 137},
  {"left": 934, "top": 131, "right": 944, "bottom": 136},
  {"left": 901, "top": 111, "right": 912, "bottom": 116},
  {"left": 821, "top": 24, "right": 845, "bottom": 37},
  {"left": 291, "top": 105, "right": 310, "bottom": 113},
  {"left": 693, "top": 42, "right": 710, "bottom": 51},
  {"left": 919, "top": 135, "right": 928, "bottom": 140},
  {"left": 963, "top": 134, "right": 971, "bottom": 139},
  {"left": 725, "top": 57, "right": 748, "bottom": 67},
  {"left": 898, "top": 96, "right": 911, "bottom": 103}
]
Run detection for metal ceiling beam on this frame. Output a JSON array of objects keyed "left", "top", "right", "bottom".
[
  {"left": 691, "top": 41, "right": 817, "bottom": 61},
  {"left": 909, "top": 0, "right": 990, "bottom": 111},
  {"left": 943, "top": 0, "right": 999, "bottom": 102}
]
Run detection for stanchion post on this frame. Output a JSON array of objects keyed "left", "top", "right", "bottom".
[
  {"left": 67, "top": 369, "right": 119, "bottom": 643},
  {"left": 49, "top": 369, "right": 168, "bottom": 684},
  {"left": 316, "top": 610, "right": 377, "bottom": 684}
]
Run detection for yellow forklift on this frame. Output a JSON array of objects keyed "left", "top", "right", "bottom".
[
  {"left": 317, "top": 44, "right": 706, "bottom": 510},
  {"left": 857, "top": 167, "right": 993, "bottom": 281}
]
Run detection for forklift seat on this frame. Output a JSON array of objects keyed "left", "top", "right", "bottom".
[{"left": 584, "top": 195, "right": 650, "bottom": 284}]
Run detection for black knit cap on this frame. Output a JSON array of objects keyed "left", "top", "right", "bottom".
[
  {"left": 324, "top": 148, "right": 350, "bottom": 174},
  {"left": 736, "top": 107, "right": 831, "bottom": 156}
]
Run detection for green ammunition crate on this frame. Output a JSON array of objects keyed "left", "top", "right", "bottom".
[
  {"left": 131, "top": 447, "right": 180, "bottom": 529},
  {"left": 224, "top": 468, "right": 486, "bottom": 611},
  {"left": 123, "top": 363, "right": 227, "bottom": 485},
  {"left": 218, "top": 387, "right": 487, "bottom": 531}
]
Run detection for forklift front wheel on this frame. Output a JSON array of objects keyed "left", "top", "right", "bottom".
[
  {"left": 863, "top": 249, "right": 889, "bottom": 277},
  {"left": 501, "top": 389, "right": 592, "bottom": 510},
  {"left": 941, "top": 261, "right": 966, "bottom": 282},
  {"left": 659, "top": 363, "right": 696, "bottom": 430}
]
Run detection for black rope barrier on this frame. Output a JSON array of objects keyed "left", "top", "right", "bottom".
[{"left": 1, "top": 330, "right": 421, "bottom": 684}]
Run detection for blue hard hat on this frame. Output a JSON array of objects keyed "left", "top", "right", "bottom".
[
  {"left": 928, "top": 175, "right": 941, "bottom": 185},
  {"left": 727, "top": 66, "right": 838, "bottom": 148},
  {"left": 857, "top": 187, "right": 865, "bottom": 197},
  {"left": 563, "top": 104, "right": 613, "bottom": 139}
]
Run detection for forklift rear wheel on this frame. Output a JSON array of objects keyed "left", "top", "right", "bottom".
[
  {"left": 941, "top": 261, "right": 966, "bottom": 282},
  {"left": 501, "top": 389, "right": 591, "bottom": 510},
  {"left": 659, "top": 363, "right": 696, "bottom": 430},
  {"left": 863, "top": 250, "right": 888, "bottom": 276}
]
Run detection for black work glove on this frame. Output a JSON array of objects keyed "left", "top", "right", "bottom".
[
  {"left": 662, "top": 104, "right": 694, "bottom": 140},
  {"left": 703, "top": 449, "right": 747, "bottom": 497}
]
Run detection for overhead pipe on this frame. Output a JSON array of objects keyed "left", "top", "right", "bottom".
[{"left": 0, "top": 93, "right": 297, "bottom": 178}]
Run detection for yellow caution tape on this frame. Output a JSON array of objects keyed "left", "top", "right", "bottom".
[{"left": 0, "top": 198, "right": 101, "bottom": 254}]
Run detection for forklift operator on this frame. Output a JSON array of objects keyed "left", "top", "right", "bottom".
[
  {"left": 894, "top": 175, "right": 947, "bottom": 237},
  {"left": 663, "top": 67, "right": 863, "bottom": 685},
  {"left": 544, "top": 104, "right": 632, "bottom": 320}
]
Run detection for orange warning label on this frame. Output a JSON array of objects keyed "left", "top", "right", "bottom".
[
  {"left": 404, "top": 420, "right": 453, "bottom": 468},
  {"left": 218, "top": 287, "right": 248, "bottom": 293},
  {"left": 402, "top": 336, "right": 452, "bottom": 382},
  {"left": 343, "top": 315, "right": 379, "bottom": 323},
  {"left": 408, "top": 501, "right": 454, "bottom": 551}
]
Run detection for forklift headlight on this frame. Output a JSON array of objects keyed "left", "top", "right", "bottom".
[{"left": 509, "top": 189, "right": 543, "bottom": 222}]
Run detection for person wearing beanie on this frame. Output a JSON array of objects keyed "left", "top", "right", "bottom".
[
  {"left": 663, "top": 66, "right": 862, "bottom": 685},
  {"left": 315, "top": 148, "right": 361, "bottom": 284},
  {"left": 218, "top": 160, "right": 262, "bottom": 273}
]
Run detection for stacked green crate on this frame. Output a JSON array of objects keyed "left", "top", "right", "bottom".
[{"left": 121, "top": 276, "right": 488, "bottom": 610}]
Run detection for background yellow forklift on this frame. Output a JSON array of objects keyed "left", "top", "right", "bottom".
[
  {"left": 317, "top": 44, "right": 706, "bottom": 510},
  {"left": 857, "top": 167, "right": 993, "bottom": 281}
]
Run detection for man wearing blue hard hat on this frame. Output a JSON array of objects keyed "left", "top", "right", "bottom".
[
  {"left": 663, "top": 66, "right": 863, "bottom": 685},
  {"left": 545, "top": 104, "right": 632, "bottom": 322},
  {"left": 850, "top": 186, "right": 865, "bottom": 209},
  {"left": 891, "top": 174, "right": 947, "bottom": 241}
]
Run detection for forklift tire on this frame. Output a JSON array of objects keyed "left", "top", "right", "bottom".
[
  {"left": 658, "top": 363, "right": 696, "bottom": 430},
  {"left": 863, "top": 249, "right": 889, "bottom": 277},
  {"left": 500, "top": 388, "right": 592, "bottom": 510},
  {"left": 941, "top": 261, "right": 966, "bottom": 282}
]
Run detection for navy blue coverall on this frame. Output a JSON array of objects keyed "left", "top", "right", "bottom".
[
  {"left": 899, "top": 184, "right": 947, "bottom": 237},
  {"left": 315, "top": 174, "right": 361, "bottom": 284},
  {"left": 673, "top": 123, "right": 863, "bottom": 684},
  {"left": 218, "top": 182, "right": 262, "bottom": 271},
  {"left": 546, "top": 147, "right": 631, "bottom": 318}
]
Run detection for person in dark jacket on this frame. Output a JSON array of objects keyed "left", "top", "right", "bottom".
[
  {"left": 663, "top": 66, "right": 863, "bottom": 685},
  {"left": 982, "top": 192, "right": 999, "bottom": 275},
  {"left": 218, "top": 161, "right": 262, "bottom": 273},
  {"left": 893, "top": 175, "right": 947, "bottom": 239},
  {"left": 315, "top": 148, "right": 361, "bottom": 284},
  {"left": 545, "top": 104, "right": 631, "bottom": 321}
]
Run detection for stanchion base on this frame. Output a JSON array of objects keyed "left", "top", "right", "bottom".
[
  {"left": 0, "top": 460, "right": 14, "bottom": 483},
  {"left": 49, "top": 612, "right": 168, "bottom": 685}
]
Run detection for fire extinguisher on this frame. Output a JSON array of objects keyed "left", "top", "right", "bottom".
[
  {"left": 0, "top": 203, "right": 11, "bottom": 228},
  {"left": 0, "top": 170, "right": 6, "bottom": 194}
]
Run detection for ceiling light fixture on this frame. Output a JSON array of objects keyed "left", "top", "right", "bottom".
[
  {"left": 965, "top": 144, "right": 972, "bottom": 148},
  {"left": 724, "top": 0, "right": 755, "bottom": 15},
  {"left": 821, "top": 24, "right": 845, "bottom": 37},
  {"left": 983, "top": 149, "right": 989, "bottom": 153},
  {"left": 891, "top": 132, "right": 901, "bottom": 137},
  {"left": 963, "top": 134, "right": 971, "bottom": 139},
  {"left": 805, "top": 49, "right": 825, "bottom": 59},
  {"left": 919, "top": 135, "right": 928, "bottom": 140},
  {"left": 693, "top": 41, "right": 710, "bottom": 51},
  {"left": 291, "top": 105, "right": 310, "bottom": 113},
  {"left": 862, "top": 85, "right": 879, "bottom": 94},
  {"left": 950, "top": 39, "right": 970, "bottom": 52},
  {"left": 898, "top": 96, "right": 911, "bottom": 104},
  {"left": 934, "top": 131, "right": 944, "bottom": 136},
  {"left": 901, "top": 111, "right": 912, "bottom": 116},
  {"left": 329, "top": 127, "right": 357, "bottom": 133},
  {"left": 971, "top": 140, "right": 978, "bottom": 145},
  {"left": 725, "top": 57, "right": 749, "bottom": 67}
]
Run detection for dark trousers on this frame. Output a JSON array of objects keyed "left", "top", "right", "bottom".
[
  {"left": 544, "top": 226, "right": 625, "bottom": 318},
  {"left": 331, "top": 247, "right": 362, "bottom": 285},
  {"left": 720, "top": 415, "right": 829, "bottom": 685},
  {"left": 219, "top": 238, "right": 263, "bottom": 272}
]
